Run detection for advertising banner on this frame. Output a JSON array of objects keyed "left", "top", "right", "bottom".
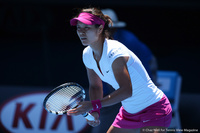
[{"left": 0, "top": 86, "right": 90, "bottom": 133}]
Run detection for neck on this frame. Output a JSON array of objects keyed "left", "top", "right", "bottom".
[{"left": 91, "top": 37, "right": 105, "bottom": 61}]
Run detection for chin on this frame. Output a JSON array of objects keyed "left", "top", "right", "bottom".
[
  {"left": 81, "top": 43, "right": 88, "bottom": 46},
  {"left": 81, "top": 41, "right": 89, "bottom": 46}
]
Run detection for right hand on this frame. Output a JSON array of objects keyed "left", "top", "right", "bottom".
[{"left": 86, "top": 112, "right": 100, "bottom": 127}]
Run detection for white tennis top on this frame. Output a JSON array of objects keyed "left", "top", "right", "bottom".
[{"left": 83, "top": 39, "right": 163, "bottom": 114}]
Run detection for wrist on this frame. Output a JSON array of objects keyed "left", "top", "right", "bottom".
[
  {"left": 91, "top": 99, "right": 102, "bottom": 110},
  {"left": 90, "top": 99, "right": 102, "bottom": 117},
  {"left": 89, "top": 109, "right": 100, "bottom": 117}
]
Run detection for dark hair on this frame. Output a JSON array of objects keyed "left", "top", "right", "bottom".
[{"left": 75, "top": 7, "right": 113, "bottom": 39}]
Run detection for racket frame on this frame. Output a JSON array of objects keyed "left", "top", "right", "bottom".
[{"left": 43, "top": 82, "right": 86, "bottom": 115}]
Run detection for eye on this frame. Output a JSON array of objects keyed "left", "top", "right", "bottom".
[
  {"left": 77, "top": 26, "right": 81, "bottom": 30},
  {"left": 84, "top": 27, "right": 89, "bottom": 30}
]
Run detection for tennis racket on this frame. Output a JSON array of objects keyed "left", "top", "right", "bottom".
[{"left": 43, "top": 82, "right": 95, "bottom": 121}]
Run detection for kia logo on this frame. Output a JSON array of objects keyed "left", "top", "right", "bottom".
[{"left": 0, "top": 92, "right": 89, "bottom": 133}]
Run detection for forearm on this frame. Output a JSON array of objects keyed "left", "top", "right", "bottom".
[
  {"left": 100, "top": 86, "right": 132, "bottom": 108},
  {"left": 89, "top": 86, "right": 103, "bottom": 101}
]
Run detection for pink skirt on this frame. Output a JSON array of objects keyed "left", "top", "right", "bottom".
[{"left": 112, "top": 94, "right": 172, "bottom": 129}]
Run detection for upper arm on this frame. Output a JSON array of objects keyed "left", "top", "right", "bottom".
[{"left": 112, "top": 56, "right": 132, "bottom": 95}]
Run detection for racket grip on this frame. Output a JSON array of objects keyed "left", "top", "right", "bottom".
[{"left": 82, "top": 112, "right": 95, "bottom": 121}]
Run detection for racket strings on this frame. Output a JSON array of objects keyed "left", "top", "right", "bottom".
[{"left": 45, "top": 85, "right": 83, "bottom": 113}]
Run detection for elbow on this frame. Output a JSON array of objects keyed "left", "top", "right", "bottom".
[
  {"left": 127, "top": 89, "right": 132, "bottom": 98},
  {"left": 124, "top": 86, "right": 132, "bottom": 98},
  {"left": 118, "top": 83, "right": 133, "bottom": 99}
]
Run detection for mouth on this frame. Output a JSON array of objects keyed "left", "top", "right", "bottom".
[{"left": 80, "top": 37, "right": 87, "bottom": 41}]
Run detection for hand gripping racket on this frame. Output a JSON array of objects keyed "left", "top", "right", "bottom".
[{"left": 43, "top": 82, "right": 95, "bottom": 121}]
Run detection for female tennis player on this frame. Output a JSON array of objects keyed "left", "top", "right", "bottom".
[{"left": 68, "top": 7, "right": 172, "bottom": 133}]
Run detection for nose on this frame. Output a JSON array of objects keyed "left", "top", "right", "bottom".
[
  {"left": 79, "top": 31, "right": 85, "bottom": 35},
  {"left": 77, "top": 28, "right": 85, "bottom": 35}
]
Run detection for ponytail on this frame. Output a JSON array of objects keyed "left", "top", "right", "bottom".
[{"left": 103, "top": 15, "right": 113, "bottom": 39}]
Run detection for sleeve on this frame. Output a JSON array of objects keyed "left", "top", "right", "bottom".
[{"left": 108, "top": 43, "right": 130, "bottom": 66}]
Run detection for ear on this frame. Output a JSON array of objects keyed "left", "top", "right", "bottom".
[{"left": 97, "top": 25, "right": 104, "bottom": 35}]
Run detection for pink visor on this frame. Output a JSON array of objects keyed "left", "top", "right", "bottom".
[{"left": 70, "top": 12, "right": 105, "bottom": 27}]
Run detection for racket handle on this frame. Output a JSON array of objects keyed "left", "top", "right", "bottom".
[{"left": 82, "top": 112, "right": 95, "bottom": 121}]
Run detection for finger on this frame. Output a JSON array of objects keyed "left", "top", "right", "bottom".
[
  {"left": 68, "top": 109, "right": 87, "bottom": 116},
  {"left": 87, "top": 119, "right": 100, "bottom": 124},
  {"left": 87, "top": 120, "right": 100, "bottom": 127},
  {"left": 77, "top": 101, "right": 83, "bottom": 106},
  {"left": 67, "top": 109, "right": 79, "bottom": 115},
  {"left": 67, "top": 108, "right": 76, "bottom": 113}
]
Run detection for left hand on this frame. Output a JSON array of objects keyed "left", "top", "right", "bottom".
[
  {"left": 67, "top": 101, "right": 93, "bottom": 116},
  {"left": 86, "top": 112, "right": 100, "bottom": 127}
]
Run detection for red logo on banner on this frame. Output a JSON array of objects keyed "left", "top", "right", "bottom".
[{"left": 0, "top": 92, "right": 88, "bottom": 133}]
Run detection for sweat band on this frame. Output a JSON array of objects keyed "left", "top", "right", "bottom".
[
  {"left": 90, "top": 99, "right": 102, "bottom": 117},
  {"left": 70, "top": 12, "right": 105, "bottom": 27},
  {"left": 91, "top": 99, "right": 102, "bottom": 110}
]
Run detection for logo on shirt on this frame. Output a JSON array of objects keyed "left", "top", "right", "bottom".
[
  {"left": 143, "top": 120, "right": 150, "bottom": 123},
  {"left": 108, "top": 52, "right": 115, "bottom": 58},
  {"left": 108, "top": 48, "right": 122, "bottom": 58}
]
